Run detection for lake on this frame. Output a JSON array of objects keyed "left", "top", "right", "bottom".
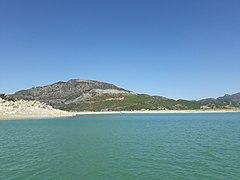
[{"left": 0, "top": 113, "right": 240, "bottom": 179}]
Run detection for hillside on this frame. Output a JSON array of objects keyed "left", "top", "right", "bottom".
[
  {"left": 199, "top": 93, "right": 240, "bottom": 108},
  {"left": 13, "top": 79, "right": 132, "bottom": 108},
  {"left": 11, "top": 79, "right": 240, "bottom": 111}
]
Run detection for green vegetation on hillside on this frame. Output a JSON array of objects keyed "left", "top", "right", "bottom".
[{"left": 60, "top": 94, "right": 201, "bottom": 112}]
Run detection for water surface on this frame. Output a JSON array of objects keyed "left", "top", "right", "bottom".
[{"left": 0, "top": 113, "right": 240, "bottom": 179}]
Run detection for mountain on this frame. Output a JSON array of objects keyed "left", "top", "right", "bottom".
[
  {"left": 199, "top": 93, "right": 240, "bottom": 108},
  {"left": 218, "top": 93, "right": 240, "bottom": 102},
  {"left": 11, "top": 79, "right": 240, "bottom": 111},
  {"left": 12, "top": 79, "right": 132, "bottom": 108}
]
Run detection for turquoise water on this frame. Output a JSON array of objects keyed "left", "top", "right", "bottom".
[{"left": 0, "top": 113, "right": 240, "bottom": 179}]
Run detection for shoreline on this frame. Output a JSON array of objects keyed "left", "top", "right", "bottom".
[
  {"left": 75, "top": 109, "right": 240, "bottom": 115},
  {"left": 1, "top": 109, "right": 239, "bottom": 120}
]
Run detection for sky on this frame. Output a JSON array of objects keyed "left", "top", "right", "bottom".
[{"left": 0, "top": 0, "right": 240, "bottom": 100}]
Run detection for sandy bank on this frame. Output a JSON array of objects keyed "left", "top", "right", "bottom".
[
  {"left": 0, "top": 97, "right": 75, "bottom": 120},
  {"left": 0, "top": 110, "right": 75, "bottom": 120}
]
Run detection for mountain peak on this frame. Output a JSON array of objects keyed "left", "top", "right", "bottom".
[{"left": 12, "top": 79, "right": 130, "bottom": 108}]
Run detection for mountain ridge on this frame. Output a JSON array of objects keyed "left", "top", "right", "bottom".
[{"left": 11, "top": 79, "right": 240, "bottom": 111}]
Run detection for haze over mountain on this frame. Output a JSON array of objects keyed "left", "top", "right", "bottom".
[
  {"left": 199, "top": 93, "right": 240, "bottom": 108},
  {"left": 10, "top": 79, "right": 240, "bottom": 112}
]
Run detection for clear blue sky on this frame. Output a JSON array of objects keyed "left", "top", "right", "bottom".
[{"left": 0, "top": 0, "right": 240, "bottom": 100}]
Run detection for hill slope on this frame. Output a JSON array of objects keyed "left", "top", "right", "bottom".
[
  {"left": 199, "top": 93, "right": 240, "bottom": 108},
  {"left": 13, "top": 79, "right": 133, "bottom": 108},
  {"left": 12, "top": 79, "right": 240, "bottom": 111}
]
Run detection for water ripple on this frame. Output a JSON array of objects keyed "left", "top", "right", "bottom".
[{"left": 0, "top": 113, "right": 240, "bottom": 179}]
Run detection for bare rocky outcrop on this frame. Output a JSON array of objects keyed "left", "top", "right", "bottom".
[
  {"left": 12, "top": 79, "right": 135, "bottom": 108},
  {"left": 0, "top": 94, "right": 75, "bottom": 120},
  {"left": 65, "top": 89, "right": 136, "bottom": 104}
]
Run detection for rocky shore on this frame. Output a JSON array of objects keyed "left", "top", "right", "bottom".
[{"left": 0, "top": 94, "right": 75, "bottom": 120}]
